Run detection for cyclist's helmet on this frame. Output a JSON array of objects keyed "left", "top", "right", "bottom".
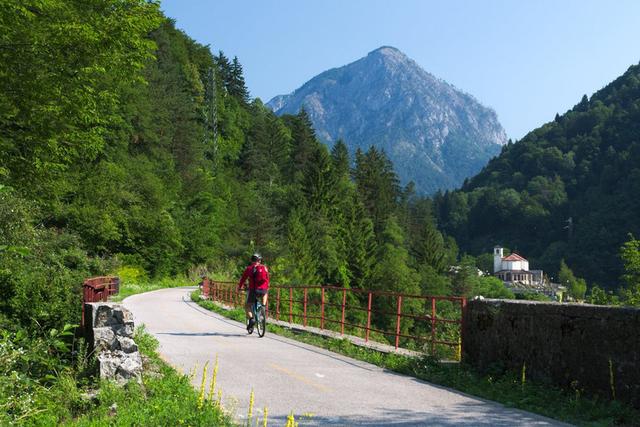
[{"left": 251, "top": 253, "right": 262, "bottom": 262}]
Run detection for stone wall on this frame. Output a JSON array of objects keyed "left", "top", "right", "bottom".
[
  {"left": 462, "top": 299, "right": 640, "bottom": 407},
  {"left": 83, "top": 302, "right": 142, "bottom": 384}
]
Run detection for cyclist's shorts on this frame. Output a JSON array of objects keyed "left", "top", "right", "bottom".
[{"left": 247, "top": 289, "right": 268, "bottom": 305}]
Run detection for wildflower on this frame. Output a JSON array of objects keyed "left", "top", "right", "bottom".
[
  {"left": 198, "top": 362, "right": 209, "bottom": 409},
  {"left": 208, "top": 354, "right": 219, "bottom": 403}
]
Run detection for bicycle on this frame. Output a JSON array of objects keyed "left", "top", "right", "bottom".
[{"left": 244, "top": 290, "right": 267, "bottom": 337}]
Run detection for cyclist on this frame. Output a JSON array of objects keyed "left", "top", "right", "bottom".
[{"left": 237, "top": 253, "right": 270, "bottom": 332}]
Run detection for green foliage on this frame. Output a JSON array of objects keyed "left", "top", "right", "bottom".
[
  {"left": 620, "top": 234, "right": 640, "bottom": 306},
  {"left": 587, "top": 284, "right": 620, "bottom": 306},
  {"left": 473, "top": 276, "right": 515, "bottom": 299},
  {"left": 0, "top": 0, "right": 162, "bottom": 202},
  {"left": 0, "top": 189, "right": 110, "bottom": 332},
  {"left": 559, "top": 259, "right": 587, "bottom": 301}
]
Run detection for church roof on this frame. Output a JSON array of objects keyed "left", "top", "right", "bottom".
[{"left": 503, "top": 253, "right": 527, "bottom": 262}]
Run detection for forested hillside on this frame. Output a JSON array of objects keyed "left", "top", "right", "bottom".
[
  {"left": 1, "top": 2, "right": 501, "bottom": 297},
  {"left": 435, "top": 63, "right": 640, "bottom": 289}
]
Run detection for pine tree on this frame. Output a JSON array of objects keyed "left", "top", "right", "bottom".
[
  {"left": 369, "top": 216, "right": 420, "bottom": 337},
  {"left": 229, "top": 56, "right": 249, "bottom": 103},
  {"left": 216, "top": 51, "right": 232, "bottom": 94},
  {"left": 302, "top": 145, "right": 338, "bottom": 213},
  {"left": 412, "top": 216, "right": 449, "bottom": 273},
  {"left": 331, "top": 140, "right": 350, "bottom": 179},
  {"left": 344, "top": 198, "right": 376, "bottom": 289},
  {"left": 282, "top": 208, "right": 320, "bottom": 284},
  {"left": 352, "top": 147, "right": 400, "bottom": 235}
]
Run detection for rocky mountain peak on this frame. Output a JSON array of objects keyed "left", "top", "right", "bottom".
[{"left": 267, "top": 46, "right": 507, "bottom": 194}]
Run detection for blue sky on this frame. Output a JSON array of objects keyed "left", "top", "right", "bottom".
[{"left": 160, "top": 0, "right": 640, "bottom": 139}]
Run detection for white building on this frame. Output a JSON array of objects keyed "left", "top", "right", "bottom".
[{"left": 493, "top": 246, "right": 544, "bottom": 287}]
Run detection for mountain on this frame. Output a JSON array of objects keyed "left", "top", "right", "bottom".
[
  {"left": 435, "top": 62, "right": 640, "bottom": 288},
  {"left": 267, "top": 46, "right": 508, "bottom": 194}
]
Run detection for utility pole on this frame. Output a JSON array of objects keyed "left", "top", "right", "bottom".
[{"left": 205, "top": 67, "right": 218, "bottom": 164}]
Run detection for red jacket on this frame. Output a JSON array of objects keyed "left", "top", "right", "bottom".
[{"left": 237, "top": 262, "right": 270, "bottom": 291}]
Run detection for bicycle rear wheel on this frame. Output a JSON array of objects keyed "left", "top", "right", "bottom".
[{"left": 256, "top": 305, "right": 266, "bottom": 337}]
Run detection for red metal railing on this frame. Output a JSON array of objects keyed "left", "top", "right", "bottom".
[
  {"left": 203, "top": 280, "right": 466, "bottom": 357},
  {"left": 82, "top": 276, "right": 120, "bottom": 327}
]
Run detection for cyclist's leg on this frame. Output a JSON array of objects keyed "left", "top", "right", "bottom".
[{"left": 246, "top": 290, "right": 255, "bottom": 321}]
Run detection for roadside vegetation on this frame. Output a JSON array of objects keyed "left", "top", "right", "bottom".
[
  {"left": 192, "top": 290, "right": 640, "bottom": 427},
  {"left": 67, "top": 327, "right": 234, "bottom": 427}
]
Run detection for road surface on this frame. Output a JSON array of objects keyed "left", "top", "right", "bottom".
[{"left": 124, "top": 287, "right": 570, "bottom": 426}]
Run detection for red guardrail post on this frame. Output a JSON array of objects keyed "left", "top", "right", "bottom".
[
  {"left": 341, "top": 288, "right": 347, "bottom": 335},
  {"left": 303, "top": 288, "right": 308, "bottom": 327},
  {"left": 202, "top": 278, "right": 209, "bottom": 298},
  {"left": 289, "top": 287, "right": 293, "bottom": 323},
  {"left": 276, "top": 288, "right": 281, "bottom": 321},
  {"left": 395, "top": 295, "right": 403, "bottom": 349},
  {"left": 321, "top": 287, "right": 325, "bottom": 330},
  {"left": 366, "top": 292, "right": 372, "bottom": 342},
  {"left": 431, "top": 298, "right": 437, "bottom": 356}
]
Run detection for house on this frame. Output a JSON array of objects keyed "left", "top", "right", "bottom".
[{"left": 493, "top": 246, "right": 545, "bottom": 289}]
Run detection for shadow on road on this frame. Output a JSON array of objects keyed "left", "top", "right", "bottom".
[
  {"left": 271, "top": 400, "right": 564, "bottom": 426},
  {"left": 156, "top": 331, "right": 243, "bottom": 338}
]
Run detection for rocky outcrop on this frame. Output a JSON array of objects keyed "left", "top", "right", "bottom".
[
  {"left": 84, "top": 302, "right": 142, "bottom": 385},
  {"left": 267, "top": 46, "right": 508, "bottom": 194}
]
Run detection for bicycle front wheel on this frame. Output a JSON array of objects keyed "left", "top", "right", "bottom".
[{"left": 256, "top": 305, "right": 266, "bottom": 337}]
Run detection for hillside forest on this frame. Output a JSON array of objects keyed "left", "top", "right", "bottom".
[{"left": 2, "top": 0, "right": 640, "bottom": 422}]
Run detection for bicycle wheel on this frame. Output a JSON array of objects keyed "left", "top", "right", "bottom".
[{"left": 256, "top": 305, "right": 266, "bottom": 337}]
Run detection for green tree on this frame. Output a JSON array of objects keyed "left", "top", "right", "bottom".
[
  {"left": 281, "top": 209, "right": 320, "bottom": 285},
  {"left": 369, "top": 217, "right": 420, "bottom": 335},
  {"left": 473, "top": 276, "right": 515, "bottom": 299},
  {"left": 620, "top": 234, "right": 640, "bottom": 306},
  {"left": 0, "top": 0, "right": 162, "bottom": 203},
  {"left": 353, "top": 147, "right": 400, "bottom": 235},
  {"left": 559, "top": 260, "right": 586, "bottom": 301}
]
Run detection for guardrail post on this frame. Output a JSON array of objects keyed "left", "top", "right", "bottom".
[
  {"left": 321, "top": 287, "right": 325, "bottom": 330},
  {"left": 303, "top": 288, "right": 308, "bottom": 327},
  {"left": 289, "top": 287, "right": 293, "bottom": 324},
  {"left": 431, "top": 298, "right": 437, "bottom": 356},
  {"left": 341, "top": 288, "right": 347, "bottom": 335},
  {"left": 395, "top": 295, "right": 403, "bottom": 349},
  {"left": 276, "top": 288, "right": 281, "bottom": 321},
  {"left": 366, "top": 292, "right": 372, "bottom": 342},
  {"left": 201, "top": 277, "right": 209, "bottom": 298}
]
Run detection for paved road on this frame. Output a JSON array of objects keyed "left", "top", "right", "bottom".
[{"left": 124, "top": 287, "right": 570, "bottom": 426}]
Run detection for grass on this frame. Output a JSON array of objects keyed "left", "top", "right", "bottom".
[
  {"left": 192, "top": 290, "right": 640, "bottom": 427},
  {"left": 110, "top": 276, "right": 194, "bottom": 302}
]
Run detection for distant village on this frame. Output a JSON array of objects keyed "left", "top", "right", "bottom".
[{"left": 491, "top": 246, "right": 565, "bottom": 300}]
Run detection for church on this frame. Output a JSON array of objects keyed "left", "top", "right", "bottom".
[{"left": 493, "top": 246, "right": 544, "bottom": 287}]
